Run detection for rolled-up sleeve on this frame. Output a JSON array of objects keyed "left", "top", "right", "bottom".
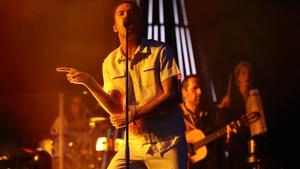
[
  {"left": 160, "top": 46, "right": 181, "bottom": 82},
  {"left": 102, "top": 60, "right": 114, "bottom": 93}
]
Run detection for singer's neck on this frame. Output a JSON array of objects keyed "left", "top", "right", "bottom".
[{"left": 120, "top": 34, "right": 139, "bottom": 60}]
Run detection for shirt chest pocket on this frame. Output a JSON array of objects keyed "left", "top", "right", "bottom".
[
  {"left": 111, "top": 71, "right": 126, "bottom": 93},
  {"left": 141, "top": 66, "right": 159, "bottom": 89}
]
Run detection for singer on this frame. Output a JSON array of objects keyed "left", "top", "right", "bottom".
[{"left": 56, "top": 1, "right": 187, "bottom": 169}]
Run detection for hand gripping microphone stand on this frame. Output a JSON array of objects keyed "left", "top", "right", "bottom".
[{"left": 124, "top": 20, "right": 130, "bottom": 169}]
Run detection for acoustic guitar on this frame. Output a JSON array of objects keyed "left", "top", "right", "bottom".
[{"left": 186, "top": 112, "right": 259, "bottom": 163}]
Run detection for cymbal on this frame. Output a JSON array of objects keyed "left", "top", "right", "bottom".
[{"left": 67, "top": 119, "right": 90, "bottom": 132}]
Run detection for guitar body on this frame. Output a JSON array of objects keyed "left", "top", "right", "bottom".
[
  {"left": 186, "top": 129, "right": 207, "bottom": 163},
  {"left": 184, "top": 112, "right": 259, "bottom": 164}
]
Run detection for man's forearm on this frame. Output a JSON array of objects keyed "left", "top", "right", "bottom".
[
  {"left": 137, "top": 92, "right": 178, "bottom": 117},
  {"left": 84, "top": 78, "right": 123, "bottom": 115},
  {"left": 136, "top": 77, "right": 180, "bottom": 118}
]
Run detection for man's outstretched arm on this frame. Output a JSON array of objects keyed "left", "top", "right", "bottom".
[{"left": 56, "top": 67, "right": 123, "bottom": 115}]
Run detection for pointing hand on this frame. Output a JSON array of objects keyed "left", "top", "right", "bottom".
[{"left": 56, "top": 67, "right": 92, "bottom": 85}]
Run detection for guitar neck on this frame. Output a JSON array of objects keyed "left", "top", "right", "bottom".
[{"left": 193, "top": 127, "right": 227, "bottom": 150}]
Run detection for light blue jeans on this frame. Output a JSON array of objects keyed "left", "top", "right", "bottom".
[{"left": 107, "top": 137, "right": 187, "bottom": 169}]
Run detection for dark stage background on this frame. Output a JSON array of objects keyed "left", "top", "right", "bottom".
[{"left": 0, "top": 0, "right": 298, "bottom": 168}]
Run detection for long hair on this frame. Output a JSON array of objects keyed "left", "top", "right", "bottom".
[{"left": 234, "top": 61, "right": 254, "bottom": 89}]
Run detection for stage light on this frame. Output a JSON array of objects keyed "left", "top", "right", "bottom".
[{"left": 96, "top": 137, "right": 108, "bottom": 151}]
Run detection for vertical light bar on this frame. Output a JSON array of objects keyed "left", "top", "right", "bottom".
[
  {"left": 180, "top": 0, "right": 188, "bottom": 26},
  {"left": 58, "top": 93, "right": 64, "bottom": 169},
  {"left": 159, "top": 0, "right": 164, "bottom": 24},
  {"left": 148, "top": 0, "right": 153, "bottom": 24},
  {"left": 147, "top": 0, "right": 153, "bottom": 40},
  {"left": 185, "top": 28, "right": 197, "bottom": 74},
  {"left": 159, "top": 0, "right": 165, "bottom": 42},
  {"left": 153, "top": 25, "right": 159, "bottom": 41},
  {"left": 147, "top": 25, "right": 153, "bottom": 39},
  {"left": 180, "top": 27, "right": 190, "bottom": 75},
  {"left": 172, "top": 0, "right": 179, "bottom": 25},
  {"left": 175, "top": 26, "right": 184, "bottom": 79},
  {"left": 160, "top": 25, "right": 165, "bottom": 42}
]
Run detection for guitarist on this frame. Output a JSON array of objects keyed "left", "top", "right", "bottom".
[{"left": 180, "top": 75, "right": 228, "bottom": 169}]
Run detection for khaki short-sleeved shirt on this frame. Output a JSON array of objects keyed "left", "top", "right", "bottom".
[
  {"left": 103, "top": 39, "right": 179, "bottom": 106},
  {"left": 102, "top": 39, "right": 185, "bottom": 143}
]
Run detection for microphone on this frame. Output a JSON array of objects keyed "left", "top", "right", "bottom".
[{"left": 246, "top": 89, "right": 267, "bottom": 136}]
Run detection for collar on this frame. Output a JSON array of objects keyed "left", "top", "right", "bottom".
[
  {"left": 116, "top": 38, "right": 151, "bottom": 63},
  {"left": 182, "top": 103, "right": 204, "bottom": 118}
]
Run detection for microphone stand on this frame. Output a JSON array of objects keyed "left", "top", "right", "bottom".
[{"left": 125, "top": 26, "right": 130, "bottom": 169}]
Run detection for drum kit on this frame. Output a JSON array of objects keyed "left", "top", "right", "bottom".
[{"left": 38, "top": 116, "right": 123, "bottom": 169}]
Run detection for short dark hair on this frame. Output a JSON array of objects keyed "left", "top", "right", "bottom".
[
  {"left": 112, "top": 0, "right": 142, "bottom": 19},
  {"left": 181, "top": 75, "right": 200, "bottom": 91}
]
